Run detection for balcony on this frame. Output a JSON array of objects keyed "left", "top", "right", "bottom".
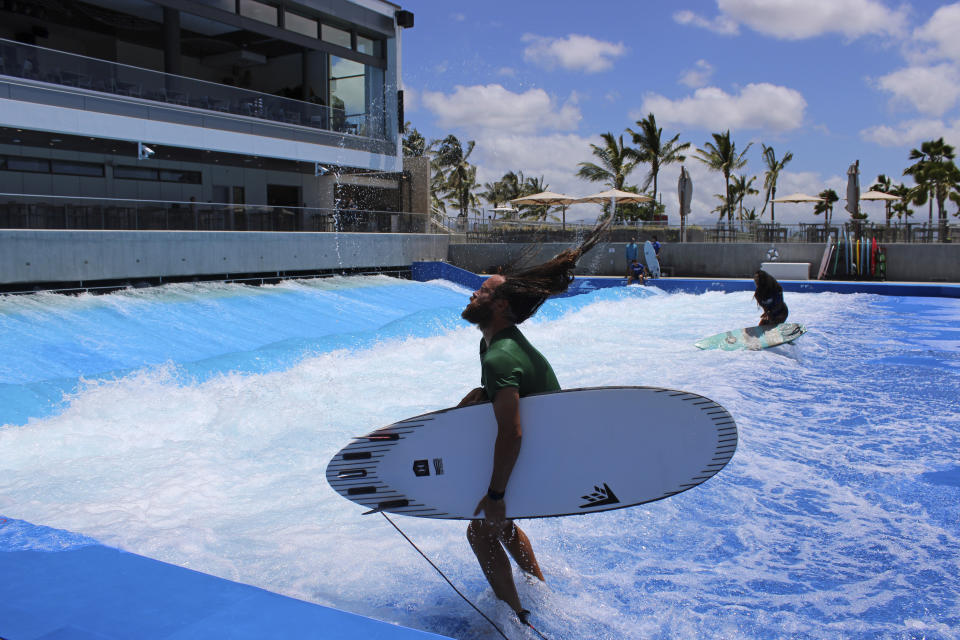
[{"left": 0, "top": 38, "right": 382, "bottom": 141}]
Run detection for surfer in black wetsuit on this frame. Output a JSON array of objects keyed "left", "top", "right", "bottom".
[
  {"left": 456, "top": 217, "right": 610, "bottom": 623},
  {"left": 754, "top": 269, "right": 788, "bottom": 326}
]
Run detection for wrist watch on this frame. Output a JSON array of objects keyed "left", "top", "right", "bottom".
[{"left": 487, "top": 487, "right": 505, "bottom": 501}]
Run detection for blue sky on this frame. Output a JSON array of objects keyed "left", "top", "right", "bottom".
[{"left": 399, "top": 0, "right": 959, "bottom": 224}]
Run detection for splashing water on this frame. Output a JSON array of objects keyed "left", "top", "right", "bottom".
[{"left": 1, "top": 276, "right": 958, "bottom": 639}]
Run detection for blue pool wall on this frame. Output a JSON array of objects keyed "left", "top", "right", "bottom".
[{"left": 412, "top": 261, "right": 960, "bottom": 298}]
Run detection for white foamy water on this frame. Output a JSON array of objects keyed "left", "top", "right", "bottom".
[{"left": 1, "top": 277, "right": 959, "bottom": 639}]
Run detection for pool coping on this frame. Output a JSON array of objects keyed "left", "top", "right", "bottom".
[
  {"left": 0, "top": 518, "right": 453, "bottom": 640},
  {"left": 412, "top": 261, "right": 960, "bottom": 298}
]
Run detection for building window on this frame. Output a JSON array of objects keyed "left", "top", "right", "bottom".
[
  {"left": 285, "top": 11, "right": 317, "bottom": 38},
  {"left": 159, "top": 169, "right": 202, "bottom": 184},
  {"left": 356, "top": 36, "right": 377, "bottom": 56},
  {"left": 239, "top": 0, "right": 278, "bottom": 26},
  {"left": 5, "top": 156, "right": 51, "bottom": 173},
  {"left": 321, "top": 24, "right": 352, "bottom": 49},
  {"left": 114, "top": 165, "right": 159, "bottom": 180},
  {"left": 51, "top": 160, "right": 105, "bottom": 177}
]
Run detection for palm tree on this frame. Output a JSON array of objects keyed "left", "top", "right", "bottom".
[
  {"left": 694, "top": 130, "right": 752, "bottom": 224},
  {"left": 759, "top": 144, "right": 793, "bottom": 223},
  {"left": 577, "top": 132, "right": 639, "bottom": 221},
  {"left": 402, "top": 122, "right": 426, "bottom": 157},
  {"left": 625, "top": 113, "right": 690, "bottom": 210},
  {"left": 904, "top": 138, "right": 960, "bottom": 235},
  {"left": 730, "top": 174, "right": 759, "bottom": 229},
  {"left": 480, "top": 170, "right": 524, "bottom": 210},
  {"left": 891, "top": 184, "right": 914, "bottom": 222},
  {"left": 813, "top": 188, "right": 839, "bottom": 225},
  {"left": 431, "top": 134, "right": 479, "bottom": 218},
  {"left": 518, "top": 175, "right": 557, "bottom": 221}
]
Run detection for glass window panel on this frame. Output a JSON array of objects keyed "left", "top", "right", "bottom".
[
  {"left": 285, "top": 11, "right": 317, "bottom": 38},
  {"left": 51, "top": 160, "right": 104, "bottom": 177},
  {"left": 329, "top": 56, "right": 366, "bottom": 119},
  {"left": 194, "top": 0, "right": 235, "bottom": 12},
  {"left": 6, "top": 157, "right": 50, "bottom": 173},
  {"left": 356, "top": 36, "right": 375, "bottom": 55},
  {"left": 114, "top": 165, "right": 159, "bottom": 180},
  {"left": 321, "top": 24, "right": 351, "bottom": 49},
  {"left": 239, "top": 0, "right": 278, "bottom": 26},
  {"left": 159, "top": 169, "right": 202, "bottom": 184}
]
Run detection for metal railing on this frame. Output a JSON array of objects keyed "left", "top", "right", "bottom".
[
  {"left": 0, "top": 194, "right": 427, "bottom": 233},
  {"left": 446, "top": 217, "right": 958, "bottom": 244},
  {"left": 0, "top": 37, "right": 381, "bottom": 139}
]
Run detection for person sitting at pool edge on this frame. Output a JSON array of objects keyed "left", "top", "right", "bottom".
[
  {"left": 456, "top": 217, "right": 611, "bottom": 623},
  {"left": 754, "top": 269, "right": 788, "bottom": 326},
  {"left": 628, "top": 258, "right": 646, "bottom": 284}
]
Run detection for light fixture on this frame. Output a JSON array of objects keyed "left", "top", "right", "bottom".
[
  {"left": 137, "top": 142, "right": 155, "bottom": 159},
  {"left": 315, "top": 162, "right": 329, "bottom": 176}
]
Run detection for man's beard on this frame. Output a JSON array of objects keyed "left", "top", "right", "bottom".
[{"left": 461, "top": 298, "right": 494, "bottom": 326}]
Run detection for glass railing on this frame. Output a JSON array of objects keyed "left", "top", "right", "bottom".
[
  {"left": 0, "top": 194, "right": 426, "bottom": 233},
  {"left": 445, "top": 216, "right": 956, "bottom": 244},
  {"left": 0, "top": 38, "right": 385, "bottom": 140}
]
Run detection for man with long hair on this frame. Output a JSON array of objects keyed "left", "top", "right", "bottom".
[{"left": 457, "top": 218, "right": 610, "bottom": 621}]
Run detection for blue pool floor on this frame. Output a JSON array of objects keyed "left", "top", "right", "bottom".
[
  {"left": 0, "top": 517, "right": 450, "bottom": 640},
  {"left": 3, "top": 267, "right": 958, "bottom": 639}
]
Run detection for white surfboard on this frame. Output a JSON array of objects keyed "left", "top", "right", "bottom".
[
  {"left": 326, "top": 387, "right": 737, "bottom": 520},
  {"left": 817, "top": 238, "right": 834, "bottom": 280},
  {"left": 644, "top": 241, "right": 661, "bottom": 278}
]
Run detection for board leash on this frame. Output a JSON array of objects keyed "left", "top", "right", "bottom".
[{"left": 380, "top": 512, "right": 551, "bottom": 640}]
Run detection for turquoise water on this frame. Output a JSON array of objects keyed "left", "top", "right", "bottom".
[{"left": 1, "top": 276, "right": 958, "bottom": 639}]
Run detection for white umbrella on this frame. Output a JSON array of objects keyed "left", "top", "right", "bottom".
[
  {"left": 490, "top": 206, "right": 518, "bottom": 220},
  {"left": 770, "top": 192, "right": 823, "bottom": 203},
  {"left": 574, "top": 188, "right": 652, "bottom": 222},
  {"left": 510, "top": 191, "right": 578, "bottom": 229},
  {"left": 860, "top": 190, "right": 900, "bottom": 201}
]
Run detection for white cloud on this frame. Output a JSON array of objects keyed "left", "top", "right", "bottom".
[
  {"left": 875, "top": 64, "right": 960, "bottom": 116},
  {"left": 860, "top": 118, "right": 960, "bottom": 147},
  {"left": 913, "top": 3, "right": 960, "bottom": 62},
  {"left": 497, "top": 67, "right": 517, "bottom": 77},
  {"left": 676, "top": 0, "right": 907, "bottom": 40},
  {"left": 521, "top": 34, "right": 627, "bottom": 73},
  {"left": 450, "top": 12, "right": 466, "bottom": 22},
  {"left": 421, "top": 84, "right": 581, "bottom": 134},
  {"left": 673, "top": 10, "right": 739, "bottom": 36},
  {"left": 638, "top": 83, "right": 807, "bottom": 132},
  {"left": 679, "top": 59, "right": 715, "bottom": 88}
]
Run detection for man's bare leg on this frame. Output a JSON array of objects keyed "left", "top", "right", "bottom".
[
  {"left": 501, "top": 522, "right": 544, "bottom": 581},
  {"left": 467, "top": 519, "right": 523, "bottom": 613}
]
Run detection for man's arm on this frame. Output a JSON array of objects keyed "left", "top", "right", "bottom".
[
  {"left": 457, "top": 387, "right": 488, "bottom": 408},
  {"left": 474, "top": 386, "right": 521, "bottom": 523}
]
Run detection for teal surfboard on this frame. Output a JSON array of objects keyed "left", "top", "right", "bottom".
[{"left": 695, "top": 322, "right": 807, "bottom": 351}]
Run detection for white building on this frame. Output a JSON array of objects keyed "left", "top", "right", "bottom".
[{"left": 0, "top": 0, "right": 418, "bottom": 231}]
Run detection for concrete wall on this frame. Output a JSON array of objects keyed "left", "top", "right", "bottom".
[
  {"left": 448, "top": 242, "right": 960, "bottom": 282},
  {"left": 0, "top": 230, "right": 449, "bottom": 285}
]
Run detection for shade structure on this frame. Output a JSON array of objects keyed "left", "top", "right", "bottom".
[
  {"left": 573, "top": 188, "right": 653, "bottom": 204},
  {"left": 770, "top": 192, "right": 823, "bottom": 203},
  {"left": 860, "top": 190, "right": 900, "bottom": 201},
  {"left": 510, "top": 191, "right": 578, "bottom": 229},
  {"left": 490, "top": 206, "right": 518, "bottom": 219},
  {"left": 574, "top": 188, "right": 653, "bottom": 224}
]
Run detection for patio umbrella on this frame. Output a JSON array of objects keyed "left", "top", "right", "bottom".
[
  {"left": 770, "top": 192, "right": 823, "bottom": 203},
  {"left": 510, "top": 191, "right": 578, "bottom": 230},
  {"left": 677, "top": 166, "right": 692, "bottom": 242},
  {"left": 490, "top": 206, "right": 518, "bottom": 220},
  {"left": 861, "top": 189, "right": 900, "bottom": 225},
  {"left": 845, "top": 160, "right": 860, "bottom": 217},
  {"left": 574, "top": 188, "right": 653, "bottom": 223}
]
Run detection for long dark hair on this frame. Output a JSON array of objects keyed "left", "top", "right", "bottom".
[
  {"left": 494, "top": 216, "right": 611, "bottom": 323},
  {"left": 753, "top": 269, "right": 781, "bottom": 304}
]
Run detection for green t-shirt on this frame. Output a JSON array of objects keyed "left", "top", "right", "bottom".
[{"left": 480, "top": 326, "right": 560, "bottom": 401}]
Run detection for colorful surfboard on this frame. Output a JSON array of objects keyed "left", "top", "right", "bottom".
[{"left": 694, "top": 322, "right": 807, "bottom": 351}]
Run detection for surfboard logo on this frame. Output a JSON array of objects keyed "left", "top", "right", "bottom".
[
  {"left": 579, "top": 483, "right": 619, "bottom": 509},
  {"left": 412, "top": 459, "right": 430, "bottom": 477}
]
